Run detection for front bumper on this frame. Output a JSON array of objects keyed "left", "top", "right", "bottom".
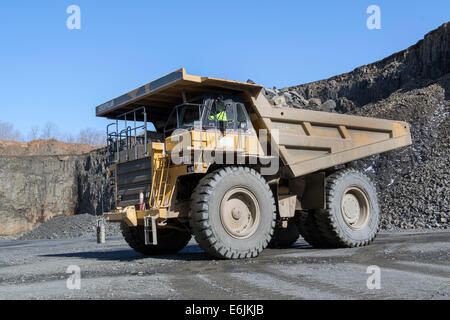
[{"left": 103, "top": 206, "right": 159, "bottom": 227}]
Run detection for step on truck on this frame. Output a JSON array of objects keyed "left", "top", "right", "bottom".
[{"left": 95, "top": 68, "right": 412, "bottom": 259}]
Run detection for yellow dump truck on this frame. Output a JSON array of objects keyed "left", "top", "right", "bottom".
[{"left": 95, "top": 68, "right": 412, "bottom": 259}]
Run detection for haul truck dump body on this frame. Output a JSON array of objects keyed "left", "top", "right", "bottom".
[
  {"left": 95, "top": 68, "right": 412, "bottom": 259},
  {"left": 250, "top": 92, "right": 412, "bottom": 177}
]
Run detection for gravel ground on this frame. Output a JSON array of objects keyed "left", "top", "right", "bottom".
[
  {"left": 0, "top": 230, "right": 448, "bottom": 300},
  {"left": 5, "top": 212, "right": 445, "bottom": 243}
]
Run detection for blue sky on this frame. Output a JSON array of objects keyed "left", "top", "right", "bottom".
[{"left": 0, "top": 0, "right": 448, "bottom": 138}]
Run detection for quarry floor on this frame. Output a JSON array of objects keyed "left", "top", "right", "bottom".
[{"left": 0, "top": 230, "right": 448, "bottom": 300}]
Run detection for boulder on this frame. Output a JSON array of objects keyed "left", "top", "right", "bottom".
[
  {"left": 308, "top": 98, "right": 322, "bottom": 107},
  {"left": 320, "top": 99, "right": 337, "bottom": 112}
]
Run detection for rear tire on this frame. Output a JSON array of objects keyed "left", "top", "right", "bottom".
[
  {"left": 268, "top": 217, "right": 300, "bottom": 248},
  {"left": 296, "top": 211, "right": 334, "bottom": 248},
  {"left": 315, "top": 169, "right": 380, "bottom": 248},
  {"left": 190, "top": 167, "right": 276, "bottom": 259},
  {"left": 121, "top": 223, "right": 191, "bottom": 256}
]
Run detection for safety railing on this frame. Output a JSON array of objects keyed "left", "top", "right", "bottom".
[{"left": 106, "top": 107, "right": 148, "bottom": 163}]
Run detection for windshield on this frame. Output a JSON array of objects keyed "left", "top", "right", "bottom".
[
  {"left": 165, "top": 103, "right": 202, "bottom": 134},
  {"left": 179, "top": 104, "right": 201, "bottom": 128}
]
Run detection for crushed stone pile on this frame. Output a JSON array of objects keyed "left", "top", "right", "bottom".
[
  {"left": 18, "top": 214, "right": 122, "bottom": 240},
  {"left": 265, "top": 82, "right": 449, "bottom": 230}
]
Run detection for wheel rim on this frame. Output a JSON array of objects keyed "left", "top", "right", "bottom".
[
  {"left": 220, "top": 187, "right": 260, "bottom": 239},
  {"left": 340, "top": 187, "right": 371, "bottom": 230}
]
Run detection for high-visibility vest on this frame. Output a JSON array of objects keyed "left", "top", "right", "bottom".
[{"left": 210, "top": 110, "right": 227, "bottom": 121}]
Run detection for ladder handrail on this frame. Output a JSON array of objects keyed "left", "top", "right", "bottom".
[{"left": 149, "top": 154, "right": 170, "bottom": 209}]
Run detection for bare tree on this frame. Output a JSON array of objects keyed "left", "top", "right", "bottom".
[
  {"left": 0, "top": 121, "right": 13, "bottom": 140},
  {"left": 1, "top": 121, "right": 106, "bottom": 146},
  {"left": 61, "top": 132, "right": 76, "bottom": 144},
  {"left": 0, "top": 121, "right": 23, "bottom": 141},
  {"left": 39, "top": 122, "right": 59, "bottom": 140},
  {"left": 77, "top": 128, "right": 105, "bottom": 146},
  {"left": 27, "top": 125, "right": 41, "bottom": 142}
]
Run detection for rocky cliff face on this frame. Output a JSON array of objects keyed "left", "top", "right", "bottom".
[
  {"left": 0, "top": 149, "right": 113, "bottom": 236},
  {"left": 76, "top": 148, "right": 114, "bottom": 218},
  {"left": 0, "top": 139, "right": 98, "bottom": 156},
  {"left": 286, "top": 22, "right": 449, "bottom": 113}
]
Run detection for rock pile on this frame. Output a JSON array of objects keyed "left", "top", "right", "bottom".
[
  {"left": 352, "top": 75, "right": 449, "bottom": 230},
  {"left": 18, "top": 213, "right": 121, "bottom": 240},
  {"left": 263, "top": 87, "right": 337, "bottom": 113},
  {"left": 271, "top": 22, "right": 449, "bottom": 230}
]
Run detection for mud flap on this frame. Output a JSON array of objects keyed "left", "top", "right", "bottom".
[{"left": 300, "top": 173, "right": 326, "bottom": 210}]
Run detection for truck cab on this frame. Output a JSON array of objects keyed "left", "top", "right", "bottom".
[{"left": 104, "top": 93, "right": 262, "bottom": 218}]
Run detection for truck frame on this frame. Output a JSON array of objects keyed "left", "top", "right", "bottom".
[{"left": 96, "top": 68, "right": 412, "bottom": 259}]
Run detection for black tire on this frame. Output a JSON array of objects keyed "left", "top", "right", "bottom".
[
  {"left": 296, "top": 211, "right": 334, "bottom": 248},
  {"left": 121, "top": 223, "right": 191, "bottom": 256},
  {"left": 315, "top": 169, "right": 380, "bottom": 248},
  {"left": 190, "top": 166, "right": 276, "bottom": 259},
  {"left": 268, "top": 217, "right": 300, "bottom": 248}
]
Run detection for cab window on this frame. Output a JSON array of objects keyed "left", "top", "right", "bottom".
[
  {"left": 236, "top": 103, "right": 249, "bottom": 130},
  {"left": 179, "top": 104, "right": 201, "bottom": 128},
  {"left": 204, "top": 99, "right": 235, "bottom": 130}
]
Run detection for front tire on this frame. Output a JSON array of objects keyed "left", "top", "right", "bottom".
[
  {"left": 121, "top": 223, "right": 191, "bottom": 256},
  {"left": 190, "top": 167, "right": 276, "bottom": 259}
]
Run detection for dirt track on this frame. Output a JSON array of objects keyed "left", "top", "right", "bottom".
[{"left": 0, "top": 230, "right": 448, "bottom": 300}]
